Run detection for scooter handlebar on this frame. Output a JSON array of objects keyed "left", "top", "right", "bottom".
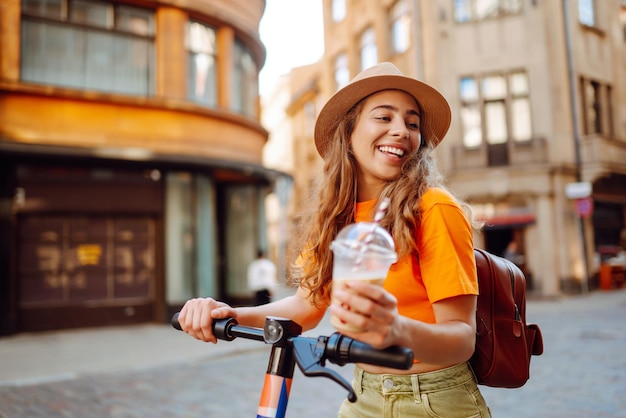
[
  {"left": 172, "top": 313, "right": 413, "bottom": 370},
  {"left": 323, "top": 332, "right": 414, "bottom": 370}
]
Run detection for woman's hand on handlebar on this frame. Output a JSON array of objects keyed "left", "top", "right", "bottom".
[{"left": 178, "top": 298, "right": 237, "bottom": 343}]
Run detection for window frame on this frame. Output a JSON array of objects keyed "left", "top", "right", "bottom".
[
  {"left": 359, "top": 27, "right": 378, "bottom": 71},
  {"left": 334, "top": 53, "right": 350, "bottom": 91},
  {"left": 20, "top": 0, "right": 156, "bottom": 96},
  {"left": 509, "top": 71, "right": 532, "bottom": 142},
  {"left": 332, "top": 0, "right": 346, "bottom": 23},
  {"left": 389, "top": 0, "right": 411, "bottom": 55},
  {"left": 233, "top": 39, "right": 259, "bottom": 118},
  {"left": 458, "top": 70, "right": 533, "bottom": 155},
  {"left": 459, "top": 76, "right": 482, "bottom": 148},
  {"left": 454, "top": 0, "right": 523, "bottom": 23},
  {"left": 186, "top": 20, "right": 218, "bottom": 108},
  {"left": 580, "top": 77, "right": 614, "bottom": 136},
  {"left": 578, "top": 0, "right": 596, "bottom": 27}
]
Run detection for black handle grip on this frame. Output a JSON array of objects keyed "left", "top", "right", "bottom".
[
  {"left": 171, "top": 312, "right": 182, "bottom": 330},
  {"left": 325, "top": 333, "right": 414, "bottom": 370},
  {"left": 171, "top": 313, "right": 261, "bottom": 342}
]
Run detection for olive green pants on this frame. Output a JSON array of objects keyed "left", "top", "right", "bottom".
[{"left": 337, "top": 362, "right": 491, "bottom": 418}]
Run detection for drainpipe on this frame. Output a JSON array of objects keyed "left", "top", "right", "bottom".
[
  {"left": 412, "top": 0, "right": 423, "bottom": 78},
  {"left": 563, "top": 0, "right": 590, "bottom": 293}
]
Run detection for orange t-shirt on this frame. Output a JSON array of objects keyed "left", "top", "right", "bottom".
[{"left": 355, "top": 188, "right": 478, "bottom": 324}]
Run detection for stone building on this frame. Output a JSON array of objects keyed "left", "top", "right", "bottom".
[
  {"left": 0, "top": 0, "right": 287, "bottom": 334},
  {"left": 270, "top": 0, "right": 626, "bottom": 297}
]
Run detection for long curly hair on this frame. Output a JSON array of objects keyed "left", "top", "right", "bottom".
[{"left": 291, "top": 96, "right": 475, "bottom": 307}]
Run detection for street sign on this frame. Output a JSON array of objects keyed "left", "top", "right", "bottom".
[
  {"left": 574, "top": 197, "right": 594, "bottom": 218},
  {"left": 565, "top": 182, "right": 592, "bottom": 199}
]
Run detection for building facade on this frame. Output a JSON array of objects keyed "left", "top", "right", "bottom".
[
  {"left": 262, "top": 63, "right": 323, "bottom": 277},
  {"left": 278, "top": 0, "right": 626, "bottom": 297},
  {"left": 0, "top": 0, "right": 287, "bottom": 335}
]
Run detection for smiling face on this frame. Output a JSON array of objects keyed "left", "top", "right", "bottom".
[{"left": 350, "top": 90, "right": 422, "bottom": 201}]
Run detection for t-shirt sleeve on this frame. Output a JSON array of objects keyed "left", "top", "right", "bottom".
[{"left": 417, "top": 192, "right": 478, "bottom": 304}]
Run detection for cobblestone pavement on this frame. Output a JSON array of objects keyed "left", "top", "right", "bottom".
[{"left": 1, "top": 289, "right": 625, "bottom": 417}]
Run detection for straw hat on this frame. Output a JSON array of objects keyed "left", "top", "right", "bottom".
[{"left": 314, "top": 62, "right": 451, "bottom": 159}]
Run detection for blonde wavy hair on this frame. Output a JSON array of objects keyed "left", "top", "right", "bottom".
[{"left": 291, "top": 97, "right": 477, "bottom": 307}]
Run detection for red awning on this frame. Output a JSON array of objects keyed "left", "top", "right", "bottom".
[{"left": 479, "top": 210, "right": 535, "bottom": 229}]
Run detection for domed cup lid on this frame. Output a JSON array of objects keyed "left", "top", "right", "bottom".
[{"left": 330, "top": 222, "right": 397, "bottom": 264}]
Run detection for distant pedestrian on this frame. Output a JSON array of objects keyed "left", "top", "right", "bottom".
[
  {"left": 504, "top": 240, "right": 522, "bottom": 265},
  {"left": 247, "top": 249, "right": 277, "bottom": 305}
]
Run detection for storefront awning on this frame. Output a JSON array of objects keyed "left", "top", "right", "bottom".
[
  {"left": 0, "top": 141, "right": 292, "bottom": 184},
  {"left": 477, "top": 207, "right": 536, "bottom": 230}
]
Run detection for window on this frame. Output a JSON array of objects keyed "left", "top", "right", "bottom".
[
  {"left": 187, "top": 21, "right": 218, "bottom": 107},
  {"left": 233, "top": 40, "right": 258, "bottom": 117},
  {"left": 390, "top": 0, "right": 411, "bottom": 55},
  {"left": 18, "top": 215, "right": 155, "bottom": 305},
  {"left": 580, "top": 77, "right": 613, "bottom": 136},
  {"left": 482, "top": 75, "right": 508, "bottom": 145},
  {"left": 22, "top": 0, "right": 64, "bottom": 18},
  {"left": 334, "top": 53, "right": 350, "bottom": 90},
  {"left": 459, "top": 77, "right": 481, "bottom": 147},
  {"left": 509, "top": 72, "right": 531, "bottom": 141},
  {"left": 586, "top": 80, "right": 601, "bottom": 134},
  {"left": 459, "top": 71, "right": 532, "bottom": 164},
  {"left": 21, "top": 0, "right": 155, "bottom": 95},
  {"left": 70, "top": 0, "right": 111, "bottom": 28},
  {"left": 455, "top": 0, "right": 472, "bottom": 22},
  {"left": 117, "top": 5, "right": 153, "bottom": 36},
  {"left": 360, "top": 28, "right": 378, "bottom": 71},
  {"left": 578, "top": 0, "right": 595, "bottom": 27},
  {"left": 332, "top": 0, "right": 346, "bottom": 22},
  {"left": 304, "top": 101, "right": 315, "bottom": 136},
  {"left": 454, "top": 0, "right": 522, "bottom": 23}
]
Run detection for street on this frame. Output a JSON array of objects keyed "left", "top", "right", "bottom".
[{"left": 1, "top": 289, "right": 625, "bottom": 417}]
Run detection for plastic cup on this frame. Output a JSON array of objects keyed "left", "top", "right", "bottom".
[{"left": 329, "top": 222, "right": 397, "bottom": 332}]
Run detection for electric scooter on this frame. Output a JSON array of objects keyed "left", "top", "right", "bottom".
[{"left": 172, "top": 314, "right": 413, "bottom": 418}]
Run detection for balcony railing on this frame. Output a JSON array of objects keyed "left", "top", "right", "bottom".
[
  {"left": 451, "top": 136, "right": 548, "bottom": 172},
  {"left": 580, "top": 134, "right": 626, "bottom": 181}
]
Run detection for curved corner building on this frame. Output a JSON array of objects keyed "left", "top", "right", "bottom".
[{"left": 0, "top": 0, "right": 283, "bottom": 334}]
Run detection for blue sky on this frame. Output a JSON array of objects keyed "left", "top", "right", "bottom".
[{"left": 259, "top": 0, "right": 324, "bottom": 96}]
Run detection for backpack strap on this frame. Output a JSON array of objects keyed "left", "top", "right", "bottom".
[{"left": 506, "top": 263, "right": 521, "bottom": 321}]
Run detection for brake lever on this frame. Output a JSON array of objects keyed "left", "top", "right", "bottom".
[{"left": 291, "top": 336, "right": 357, "bottom": 403}]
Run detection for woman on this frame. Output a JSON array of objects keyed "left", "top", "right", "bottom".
[{"left": 178, "top": 62, "right": 491, "bottom": 417}]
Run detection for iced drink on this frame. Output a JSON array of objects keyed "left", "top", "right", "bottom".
[{"left": 329, "top": 222, "right": 397, "bottom": 332}]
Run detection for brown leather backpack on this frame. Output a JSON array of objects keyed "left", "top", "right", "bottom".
[{"left": 470, "top": 248, "right": 544, "bottom": 388}]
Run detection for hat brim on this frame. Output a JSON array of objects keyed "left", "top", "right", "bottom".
[{"left": 314, "top": 74, "right": 451, "bottom": 159}]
